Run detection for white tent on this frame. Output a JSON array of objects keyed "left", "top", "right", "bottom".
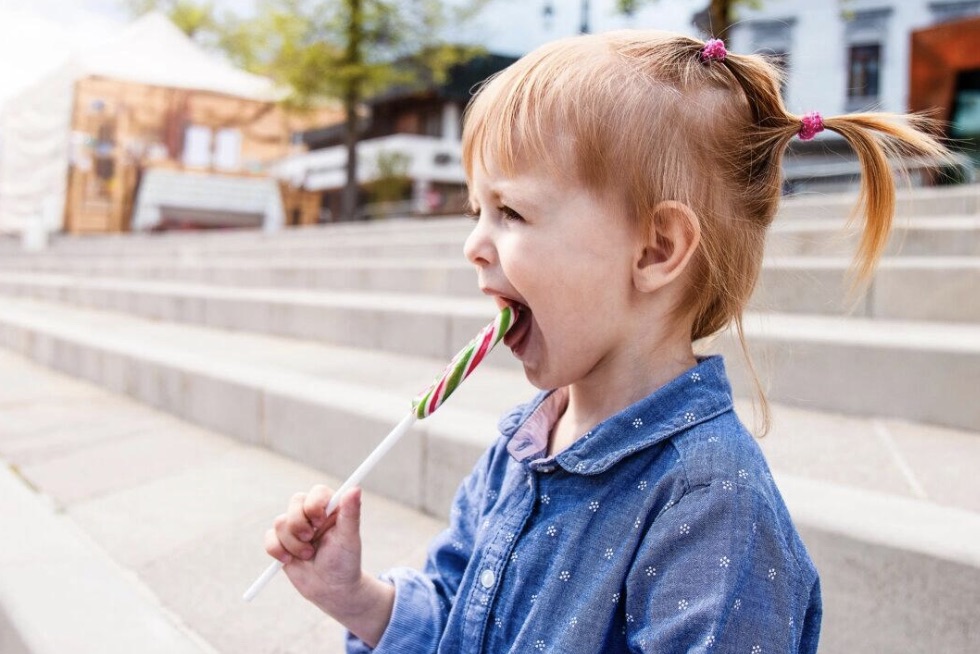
[{"left": 0, "top": 12, "right": 280, "bottom": 236}]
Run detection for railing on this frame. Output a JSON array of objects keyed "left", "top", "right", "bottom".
[{"left": 272, "top": 134, "right": 465, "bottom": 191}]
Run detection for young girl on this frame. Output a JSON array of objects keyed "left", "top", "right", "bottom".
[{"left": 265, "top": 31, "right": 950, "bottom": 652}]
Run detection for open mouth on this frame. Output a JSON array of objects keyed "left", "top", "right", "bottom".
[{"left": 503, "top": 300, "right": 532, "bottom": 353}]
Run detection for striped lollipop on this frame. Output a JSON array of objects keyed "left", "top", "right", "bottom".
[
  {"left": 244, "top": 305, "right": 518, "bottom": 601},
  {"left": 413, "top": 305, "right": 516, "bottom": 418}
]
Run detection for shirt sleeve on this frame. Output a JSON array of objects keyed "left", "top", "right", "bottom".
[
  {"left": 346, "top": 445, "right": 493, "bottom": 654},
  {"left": 624, "top": 481, "right": 814, "bottom": 654}
]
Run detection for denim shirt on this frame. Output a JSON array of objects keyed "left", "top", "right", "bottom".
[{"left": 348, "top": 356, "right": 822, "bottom": 653}]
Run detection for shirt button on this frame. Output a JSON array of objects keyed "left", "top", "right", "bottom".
[{"left": 480, "top": 569, "right": 496, "bottom": 589}]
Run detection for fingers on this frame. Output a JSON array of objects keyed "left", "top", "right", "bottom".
[
  {"left": 303, "top": 484, "right": 334, "bottom": 533},
  {"left": 264, "top": 527, "right": 291, "bottom": 564},
  {"left": 271, "top": 489, "right": 323, "bottom": 561},
  {"left": 334, "top": 487, "right": 362, "bottom": 544},
  {"left": 265, "top": 485, "right": 350, "bottom": 563}
]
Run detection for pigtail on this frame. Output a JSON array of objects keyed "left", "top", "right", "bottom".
[
  {"left": 721, "top": 55, "right": 952, "bottom": 289},
  {"left": 820, "top": 113, "right": 952, "bottom": 286},
  {"left": 697, "top": 42, "right": 952, "bottom": 435}
]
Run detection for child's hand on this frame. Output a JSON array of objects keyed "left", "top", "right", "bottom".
[{"left": 264, "top": 484, "right": 365, "bottom": 615}]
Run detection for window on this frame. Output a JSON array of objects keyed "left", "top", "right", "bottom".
[
  {"left": 748, "top": 19, "right": 795, "bottom": 92},
  {"left": 951, "top": 70, "right": 980, "bottom": 139},
  {"left": 847, "top": 44, "right": 881, "bottom": 101},
  {"left": 843, "top": 9, "right": 891, "bottom": 110},
  {"left": 183, "top": 125, "right": 212, "bottom": 168},
  {"left": 214, "top": 128, "right": 242, "bottom": 171},
  {"left": 930, "top": 1, "right": 980, "bottom": 23}
]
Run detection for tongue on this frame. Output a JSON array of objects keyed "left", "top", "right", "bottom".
[{"left": 504, "top": 306, "right": 530, "bottom": 349}]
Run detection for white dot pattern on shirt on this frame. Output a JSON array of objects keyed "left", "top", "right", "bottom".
[{"left": 678, "top": 599, "right": 689, "bottom": 611}]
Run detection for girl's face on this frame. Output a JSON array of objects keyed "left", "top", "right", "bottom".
[{"left": 464, "top": 156, "right": 640, "bottom": 391}]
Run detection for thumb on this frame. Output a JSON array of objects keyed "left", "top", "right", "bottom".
[{"left": 334, "top": 487, "right": 362, "bottom": 542}]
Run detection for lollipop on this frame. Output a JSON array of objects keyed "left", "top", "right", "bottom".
[{"left": 243, "top": 306, "right": 516, "bottom": 601}]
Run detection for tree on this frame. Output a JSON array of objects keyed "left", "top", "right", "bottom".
[
  {"left": 617, "top": 0, "right": 762, "bottom": 38},
  {"left": 124, "top": 0, "right": 487, "bottom": 220}
]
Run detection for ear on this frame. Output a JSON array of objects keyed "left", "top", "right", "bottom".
[{"left": 632, "top": 201, "right": 701, "bottom": 293}]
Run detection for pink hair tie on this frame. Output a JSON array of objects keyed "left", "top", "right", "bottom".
[
  {"left": 700, "top": 39, "right": 727, "bottom": 62},
  {"left": 798, "top": 112, "right": 825, "bottom": 141}
]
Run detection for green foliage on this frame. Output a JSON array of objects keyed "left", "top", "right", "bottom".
[
  {"left": 367, "top": 150, "right": 412, "bottom": 203},
  {"left": 124, "top": 0, "right": 489, "bottom": 109},
  {"left": 123, "top": 0, "right": 219, "bottom": 40},
  {"left": 615, "top": 0, "right": 762, "bottom": 36}
]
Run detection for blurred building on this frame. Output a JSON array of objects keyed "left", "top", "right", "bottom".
[
  {"left": 727, "top": 0, "right": 979, "bottom": 192},
  {"left": 0, "top": 13, "right": 335, "bottom": 236},
  {"left": 272, "top": 54, "right": 517, "bottom": 221}
]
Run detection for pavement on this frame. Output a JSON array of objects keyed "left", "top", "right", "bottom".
[{"left": 0, "top": 349, "right": 444, "bottom": 654}]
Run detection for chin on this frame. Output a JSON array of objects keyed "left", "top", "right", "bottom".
[{"left": 521, "top": 362, "right": 566, "bottom": 392}]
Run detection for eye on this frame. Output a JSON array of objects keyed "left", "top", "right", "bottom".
[
  {"left": 499, "top": 205, "right": 524, "bottom": 222},
  {"left": 464, "top": 207, "right": 480, "bottom": 221}
]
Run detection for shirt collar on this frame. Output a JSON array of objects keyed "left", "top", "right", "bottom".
[{"left": 499, "top": 355, "right": 734, "bottom": 475}]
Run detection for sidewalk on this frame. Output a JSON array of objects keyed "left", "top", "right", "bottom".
[{"left": 0, "top": 349, "right": 444, "bottom": 654}]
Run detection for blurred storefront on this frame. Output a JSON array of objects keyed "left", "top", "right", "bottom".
[
  {"left": 910, "top": 15, "right": 980, "bottom": 168},
  {"left": 0, "top": 13, "right": 335, "bottom": 236}
]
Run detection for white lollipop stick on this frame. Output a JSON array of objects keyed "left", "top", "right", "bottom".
[
  {"left": 243, "top": 413, "right": 416, "bottom": 601},
  {"left": 243, "top": 306, "right": 517, "bottom": 602}
]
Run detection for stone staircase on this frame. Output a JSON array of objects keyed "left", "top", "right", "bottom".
[{"left": 0, "top": 184, "right": 978, "bottom": 653}]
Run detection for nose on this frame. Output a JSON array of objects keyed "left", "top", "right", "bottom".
[{"left": 463, "top": 215, "right": 495, "bottom": 268}]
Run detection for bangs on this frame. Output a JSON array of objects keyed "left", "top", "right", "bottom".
[{"left": 462, "top": 36, "right": 623, "bottom": 189}]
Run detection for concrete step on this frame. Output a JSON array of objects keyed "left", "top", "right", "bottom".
[
  {"left": 1, "top": 254, "right": 977, "bottom": 323},
  {"left": 0, "top": 220, "right": 474, "bottom": 261},
  {"left": 777, "top": 183, "right": 980, "bottom": 221},
  {"left": 4, "top": 212, "right": 979, "bottom": 264},
  {"left": 766, "top": 215, "right": 980, "bottom": 257},
  {"left": 0, "top": 273, "right": 504, "bottom": 366},
  {"left": 714, "top": 311, "right": 980, "bottom": 432},
  {"left": 0, "top": 281, "right": 977, "bottom": 431},
  {"left": 0, "top": 260, "right": 479, "bottom": 298},
  {"left": 0, "top": 296, "right": 533, "bottom": 516},
  {"left": 755, "top": 256, "right": 980, "bottom": 323},
  {"left": 1, "top": 319, "right": 979, "bottom": 652}
]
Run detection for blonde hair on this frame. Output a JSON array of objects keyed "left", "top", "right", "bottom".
[{"left": 462, "top": 30, "right": 952, "bottom": 433}]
